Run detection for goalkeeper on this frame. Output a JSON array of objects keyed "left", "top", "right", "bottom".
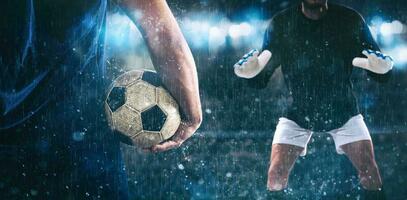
[{"left": 234, "top": 0, "right": 393, "bottom": 199}]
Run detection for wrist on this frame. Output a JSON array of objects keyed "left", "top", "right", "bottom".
[{"left": 182, "top": 114, "right": 202, "bottom": 129}]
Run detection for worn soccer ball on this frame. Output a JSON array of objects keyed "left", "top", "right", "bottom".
[{"left": 105, "top": 70, "right": 181, "bottom": 148}]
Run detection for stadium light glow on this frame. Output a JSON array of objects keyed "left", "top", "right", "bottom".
[
  {"left": 228, "top": 23, "right": 253, "bottom": 39},
  {"left": 209, "top": 26, "right": 227, "bottom": 48},
  {"left": 393, "top": 46, "right": 407, "bottom": 66},
  {"left": 228, "top": 24, "right": 241, "bottom": 38},
  {"left": 370, "top": 16, "right": 384, "bottom": 26},
  {"left": 390, "top": 20, "right": 404, "bottom": 34},
  {"left": 380, "top": 20, "right": 405, "bottom": 36},
  {"left": 380, "top": 23, "right": 392, "bottom": 36}
]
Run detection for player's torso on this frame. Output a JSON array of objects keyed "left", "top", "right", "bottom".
[
  {"left": 278, "top": 6, "right": 357, "bottom": 93},
  {"left": 275, "top": 5, "right": 360, "bottom": 130},
  {"left": 0, "top": 0, "right": 105, "bottom": 87},
  {"left": 0, "top": 0, "right": 109, "bottom": 138}
]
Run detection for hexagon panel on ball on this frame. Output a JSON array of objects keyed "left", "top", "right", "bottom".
[
  {"left": 111, "top": 106, "right": 143, "bottom": 138},
  {"left": 125, "top": 81, "right": 157, "bottom": 112},
  {"left": 105, "top": 69, "right": 181, "bottom": 148}
]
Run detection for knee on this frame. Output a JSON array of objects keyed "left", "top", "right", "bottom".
[
  {"left": 267, "top": 165, "right": 289, "bottom": 191},
  {"left": 267, "top": 172, "right": 288, "bottom": 191},
  {"left": 267, "top": 181, "right": 286, "bottom": 191}
]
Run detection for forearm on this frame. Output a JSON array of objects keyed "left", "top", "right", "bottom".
[
  {"left": 145, "top": 19, "right": 201, "bottom": 125},
  {"left": 121, "top": 0, "right": 202, "bottom": 126}
]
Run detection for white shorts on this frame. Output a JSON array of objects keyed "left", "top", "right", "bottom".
[{"left": 272, "top": 114, "right": 371, "bottom": 156}]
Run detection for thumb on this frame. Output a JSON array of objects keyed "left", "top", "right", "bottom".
[
  {"left": 258, "top": 50, "right": 272, "bottom": 68},
  {"left": 352, "top": 57, "right": 369, "bottom": 70}
]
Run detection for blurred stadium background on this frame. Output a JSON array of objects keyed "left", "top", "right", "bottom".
[
  {"left": 104, "top": 0, "right": 406, "bottom": 199},
  {"left": 106, "top": 0, "right": 407, "bottom": 133}
]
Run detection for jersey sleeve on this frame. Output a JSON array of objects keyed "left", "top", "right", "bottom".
[
  {"left": 354, "top": 13, "right": 392, "bottom": 82},
  {"left": 247, "top": 18, "right": 282, "bottom": 89}
]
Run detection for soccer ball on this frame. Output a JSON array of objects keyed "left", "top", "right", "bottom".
[{"left": 105, "top": 70, "right": 181, "bottom": 148}]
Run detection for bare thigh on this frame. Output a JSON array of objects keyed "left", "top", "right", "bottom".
[{"left": 267, "top": 144, "right": 303, "bottom": 191}]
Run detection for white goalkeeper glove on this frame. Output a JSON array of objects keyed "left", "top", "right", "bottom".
[
  {"left": 234, "top": 49, "right": 272, "bottom": 79},
  {"left": 352, "top": 49, "right": 393, "bottom": 74}
]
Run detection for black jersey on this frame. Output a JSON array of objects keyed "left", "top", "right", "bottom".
[{"left": 249, "top": 3, "right": 391, "bottom": 131}]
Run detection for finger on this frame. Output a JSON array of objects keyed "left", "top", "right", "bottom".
[
  {"left": 352, "top": 57, "right": 369, "bottom": 69},
  {"left": 369, "top": 51, "right": 388, "bottom": 64},
  {"left": 248, "top": 49, "right": 258, "bottom": 57},
  {"left": 236, "top": 59, "right": 246, "bottom": 66},
  {"left": 384, "top": 55, "right": 394, "bottom": 62},
  {"left": 374, "top": 51, "right": 387, "bottom": 60},
  {"left": 375, "top": 51, "right": 392, "bottom": 61},
  {"left": 364, "top": 49, "right": 386, "bottom": 61},
  {"left": 243, "top": 49, "right": 258, "bottom": 59},
  {"left": 247, "top": 51, "right": 259, "bottom": 63},
  {"left": 362, "top": 50, "right": 370, "bottom": 58},
  {"left": 258, "top": 50, "right": 272, "bottom": 68},
  {"left": 151, "top": 140, "right": 181, "bottom": 152},
  {"left": 366, "top": 49, "right": 376, "bottom": 54},
  {"left": 242, "top": 52, "right": 251, "bottom": 59},
  {"left": 252, "top": 50, "right": 259, "bottom": 58},
  {"left": 364, "top": 49, "right": 379, "bottom": 61},
  {"left": 153, "top": 141, "right": 180, "bottom": 152}
]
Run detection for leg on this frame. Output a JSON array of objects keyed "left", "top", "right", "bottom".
[
  {"left": 267, "top": 143, "right": 303, "bottom": 191},
  {"left": 341, "top": 140, "right": 382, "bottom": 190},
  {"left": 267, "top": 117, "right": 312, "bottom": 191}
]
